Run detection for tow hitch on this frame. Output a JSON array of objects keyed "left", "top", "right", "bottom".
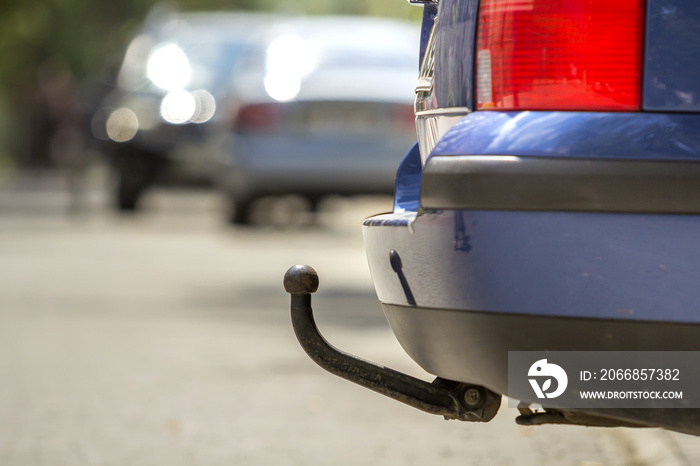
[{"left": 284, "top": 265, "right": 501, "bottom": 422}]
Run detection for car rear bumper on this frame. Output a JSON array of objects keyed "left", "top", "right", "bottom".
[
  {"left": 380, "top": 301, "right": 700, "bottom": 435},
  {"left": 381, "top": 302, "right": 700, "bottom": 385},
  {"left": 363, "top": 209, "right": 700, "bottom": 323},
  {"left": 363, "top": 209, "right": 700, "bottom": 433},
  {"left": 220, "top": 133, "right": 413, "bottom": 198},
  {"left": 422, "top": 155, "right": 700, "bottom": 214}
]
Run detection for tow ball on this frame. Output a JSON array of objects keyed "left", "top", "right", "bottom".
[{"left": 284, "top": 265, "right": 501, "bottom": 422}]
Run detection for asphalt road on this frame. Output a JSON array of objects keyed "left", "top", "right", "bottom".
[{"left": 1, "top": 173, "right": 699, "bottom": 465}]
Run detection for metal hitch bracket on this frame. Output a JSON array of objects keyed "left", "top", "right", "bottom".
[{"left": 284, "top": 265, "right": 501, "bottom": 422}]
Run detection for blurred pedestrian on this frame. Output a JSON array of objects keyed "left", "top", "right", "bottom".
[{"left": 37, "top": 57, "right": 89, "bottom": 214}]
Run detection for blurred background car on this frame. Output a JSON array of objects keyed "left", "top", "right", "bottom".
[
  {"left": 216, "top": 16, "right": 419, "bottom": 224},
  {"left": 93, "top": 8, "right": 276, "bottom": 212}
]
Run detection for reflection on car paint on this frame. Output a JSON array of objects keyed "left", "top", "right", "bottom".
[
  {"left": 432, "top": 111, "right": 700, "bottom": 161},
  {"left": 453, "top": 211, "right": 471, "bottom": 252},
  {"left": 432, "top": 0, "right": 478, "bottom": 109},
  {"left": 644, "top": 0, "right": 700, "bottom": 111}
]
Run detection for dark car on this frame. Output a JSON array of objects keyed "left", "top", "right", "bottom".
[
  {"left": 94, "top": 9, "right": 274, "bottom": 211},
  {"left": 286, "top": 0, "right": 700, "bottom": 436}
]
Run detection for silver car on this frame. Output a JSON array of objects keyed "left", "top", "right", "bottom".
[{"left": 217, "top": 16, "right": 420, "bottom": 224}]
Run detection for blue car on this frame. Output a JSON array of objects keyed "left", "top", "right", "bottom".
[{"left": 286, "top": 0, "right": 700, "bottom": 435}]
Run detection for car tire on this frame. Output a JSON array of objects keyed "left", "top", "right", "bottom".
[
  {"left": 111, "top": 151, "right": 164, "bottom": 213},
  {"left": 116, "top": 182, "right": 141, "bottom": 212},
  {"left": 114, "top": 162, "right": 148, "bottom": 213},
  {"left": 229, "top": 197, "right": 254, "bottom": 225},
  {"left": 307, "top": 196, "right": 323, "bottom": 213}
]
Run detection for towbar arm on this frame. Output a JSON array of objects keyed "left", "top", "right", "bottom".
[{"left": 284, "top": 265, "right": 500, "bottom": 422}]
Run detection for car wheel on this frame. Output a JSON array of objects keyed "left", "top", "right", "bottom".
[
  {"left": 307, "top": 196, "right": 323, "bottom": 213},
  {"left": 112, "top": 151, "right": 163, "bottom": 213},
  {"left": 229, "top": 197, "right": 254, "bottom": 225},
  {"left": 116, "top": 181, "right": 141, "bottom": 212}
]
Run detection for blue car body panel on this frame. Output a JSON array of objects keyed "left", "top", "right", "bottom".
[
  {"left": 431, "top": 0, "right": 478, "bottom": 109},
  {"left": 365, "top": 209, "right": 700, "bottom": 323},
  {"left": 393, "top": 143, "right": 422, "bottom": 213},
  {"left": 381, "top": 109, "right": 700, "bottom": 324},
  {"left": 418, "top": 5, "right": 438, "bottom": 65},
  {"left": 644, "top": 0, "right": 700, "bottom": 111},
  {"left": 430, "top": 111, "right": 700, "bottom": 161}
]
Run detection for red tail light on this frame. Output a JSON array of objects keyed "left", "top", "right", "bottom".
[
  {"left": 476, "top": 0, "right": 644, "bottom": 111},
  {"left": 234, "top": 103, "right": 282, "bottom": 132}
]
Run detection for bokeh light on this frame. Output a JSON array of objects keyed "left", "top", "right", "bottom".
[
  {"left": 190, "top": 90, "right": 216, "bottom": 123},
  {"left": 160, "top": 89, "right": 196, "bottom": 124},
  {"left": 147, "top": 43, "right": 192, "bottom": 91},
  {"left": 106, "top": 108, "right": 139, "bottom": 142},
  {"left": 264, "top": 34, "right": 318, "bottom": 101}
]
